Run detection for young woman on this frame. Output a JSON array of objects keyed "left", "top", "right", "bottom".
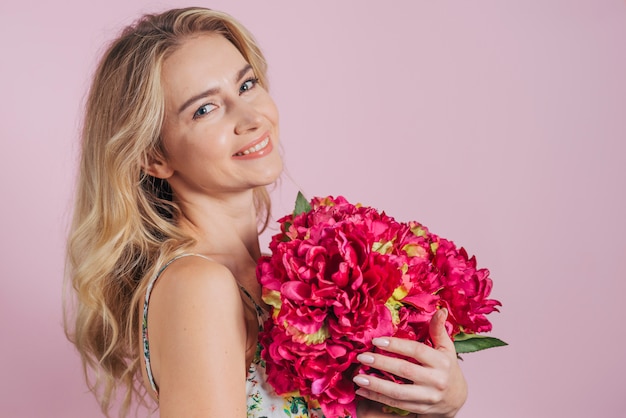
[{"left": 65, "top": 7, "right": 467, "bottom": 417}]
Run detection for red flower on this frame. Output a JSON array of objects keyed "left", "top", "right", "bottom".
[{"left": 257, "top": 195, "right": 502, "bottom": 417}]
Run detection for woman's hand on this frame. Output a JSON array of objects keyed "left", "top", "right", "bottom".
[{"left": 353, "top": 308, "right": 467, "bottom": 418}]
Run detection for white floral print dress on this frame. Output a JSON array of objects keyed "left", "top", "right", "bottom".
[{"left": 142, "top": 254, "right": 325, "bottom": 417}]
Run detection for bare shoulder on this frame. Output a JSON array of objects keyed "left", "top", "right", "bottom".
[
  {"left": 153, "top": 255, "right": 238, "bottom": 294},
  {"left": 147, "top": 254, "right": 246, "bottom": 342},
  {"left": 147, "top": 255, "right": 245, "bottom": 334},
  {"left": 146, "top": 256, "right": 248, "bottom": 415}
]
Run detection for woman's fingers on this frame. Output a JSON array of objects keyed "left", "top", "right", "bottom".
[
  {"left": 428, "top": 308, "right": 455, "bottom": 352},
  {"left": 358, "top": 312, "right": 455, "bottom": 381},
  {"left": 366, "top": 309, "right": 456, "bottom": 372},
  {"left": 354, "top": 342, "right": 452, "bottom": 394},
  {"left": 351, "top": 308, "right": 467, "bottom": 417},
  {"left": 353, "top": 373, "right": 443, "bottom": 407}
]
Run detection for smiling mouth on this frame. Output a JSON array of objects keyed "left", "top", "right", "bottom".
[{"left": 233, "top": 137, "right": 270, "bottom": 156}]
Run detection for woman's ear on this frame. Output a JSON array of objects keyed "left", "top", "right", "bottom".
[{"left": 142, "top": 153, "right": 174, "bottom": 179}]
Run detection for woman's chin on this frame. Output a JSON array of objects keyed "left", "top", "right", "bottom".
[
  {"left": 256, "top": 156, "right": 284, "bottom": 186},
  {"left": 257, "top": 164, "right": 284, "bottom": 187}
]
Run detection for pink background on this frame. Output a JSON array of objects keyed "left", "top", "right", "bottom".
[{"left": 1, "top": 0, "right": 625, "bottom": 417}]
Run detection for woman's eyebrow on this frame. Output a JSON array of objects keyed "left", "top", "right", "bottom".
[
  {"left": 178, "top": 86, "right": 220, "bottom": 114},
  {"left": 177, "top": 64, "right": 254, "bottom": 115},
  {"left": 235, "top": 64, "right": 254, "bottom": 81}
]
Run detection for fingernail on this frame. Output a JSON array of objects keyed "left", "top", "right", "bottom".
[
  {"left": 356, "top": 353, "right": 375, "bottom": 364},
  {"left": 372, "top": 337, "right": 390, "bottom": 347},
  {"left": 352, "top": 375, "right": 370, "bottom": 386},
  {"left": 355, "top": 388, "right": 370, "bottom": 397},
  {"left": 440, "top": 307, "right": 448, "bottom": 319}
]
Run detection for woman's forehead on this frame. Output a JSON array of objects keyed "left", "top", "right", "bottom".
[{"left": 160, "top": 34, "right": 250, "bottom": 112}]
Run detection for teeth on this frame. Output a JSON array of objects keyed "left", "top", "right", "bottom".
[{"left": 236, "top": 137, "right": 270, "bottom": 156}]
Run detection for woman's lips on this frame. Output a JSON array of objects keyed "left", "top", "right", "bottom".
[{"left": 233, "top": 134, "right": 273, "bottom": 159}]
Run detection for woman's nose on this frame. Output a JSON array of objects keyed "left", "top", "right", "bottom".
[{"left": 233, "top": 100, "right": 264, "bottom": 134}]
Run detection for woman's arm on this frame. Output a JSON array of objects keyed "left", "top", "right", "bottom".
[
  {"left": 354, "top": 308, "right": 467, "bottom": 418},
  {"left": 147, "top": 257, "right": 249, "bottom": 417}
]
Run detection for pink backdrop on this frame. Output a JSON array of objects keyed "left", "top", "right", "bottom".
[{"left": 1, "top": 1, "right": 625, "bottom": 417}]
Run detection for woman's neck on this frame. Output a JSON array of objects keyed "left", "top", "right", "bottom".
[{"left": 175, "top": 191, "right": 262, "bottom": 265}]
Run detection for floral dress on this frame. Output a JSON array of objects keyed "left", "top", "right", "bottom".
[{"left": 142, "top": 254, "right": 324, "bottom": 417}]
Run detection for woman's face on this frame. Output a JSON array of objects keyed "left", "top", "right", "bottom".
[{"left": 157, "top": 34, "right": 282, "bottom": 199}]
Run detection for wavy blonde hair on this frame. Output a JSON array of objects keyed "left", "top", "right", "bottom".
[{"left": 65, "top": 7, "right": 272, "bottom": 417}]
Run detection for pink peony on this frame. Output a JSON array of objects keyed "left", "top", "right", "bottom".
[{"left": 257, "top": 195, "right": 503, "bottom": 417}]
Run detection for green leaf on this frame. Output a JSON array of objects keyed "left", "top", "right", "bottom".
[
  {"left": 453, "top": 332, "right": 508, "bottom": 354},
  {"left": 293, "top": 191, "right": 312, "bottom": 216}
]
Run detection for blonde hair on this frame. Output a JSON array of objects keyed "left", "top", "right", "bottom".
[{"left": 65, "top": 7, "right": 271, "bottom": 416}]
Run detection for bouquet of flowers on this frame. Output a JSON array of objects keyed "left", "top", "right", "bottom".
[{"left": 257, "top": 194, "right": 505, "bottom": 417}]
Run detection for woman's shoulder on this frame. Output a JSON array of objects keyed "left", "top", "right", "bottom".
[
  {"left": 150, "top": 254, "right": 241, "bottom": 306},
  {"left": 144, "top": 254, "right": 249, "bottom": 413}
]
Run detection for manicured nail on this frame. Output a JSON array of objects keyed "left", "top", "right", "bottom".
[
  {"left": 356, "top": 353, "right": 375, "bottom": 364},
  {"left": 372, "top": 337, "right": 390, "bottom": 347},
  {"left": 353, "top": 375, "right": 370, "bottom": 386},
  {"left": 355, "top": 388, "right": 370, "bottom": 397}
]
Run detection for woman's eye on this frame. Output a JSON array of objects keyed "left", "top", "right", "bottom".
[
  {"left": 240, "top": 78, "right": 259, "bottom": 94},
  {"left": 193, "top": 103, "right": 216, "bottom": 119}
]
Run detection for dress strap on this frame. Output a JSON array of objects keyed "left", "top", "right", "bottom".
[
  {"left": 142, "top": 253, "right": 214, "bottom": 397},
  {"left": 238, "top": 283, "right": 266, "bottom": 328}
]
